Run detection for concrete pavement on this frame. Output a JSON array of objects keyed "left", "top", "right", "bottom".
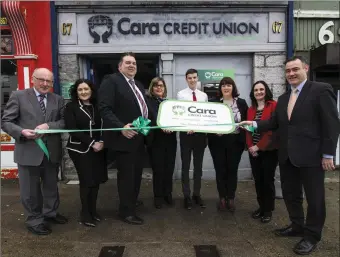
[{"left": 1, "top": 172, "right": 339, "bottom": 257}]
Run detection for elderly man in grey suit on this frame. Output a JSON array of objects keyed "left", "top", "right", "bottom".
[{"left": 2, "top": 68, "right": 68, "bottom": 235}]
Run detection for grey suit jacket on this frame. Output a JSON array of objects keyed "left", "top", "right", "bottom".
[{"left": 1, "top": 88, "right": 65, "bottom": 166}]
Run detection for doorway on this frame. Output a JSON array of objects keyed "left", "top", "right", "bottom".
[
  {"left": 86, "top": 53, "right": 160, "bottom": 91},
  {"left": 83, "top": 53, "right": 160, "bottom": 169}
]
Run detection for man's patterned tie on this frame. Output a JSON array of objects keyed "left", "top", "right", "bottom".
[
  {"left": 129, "top": 79, "right": 148, "bottom": 118},
  {"left": 39, "top": 94, "right": 46, "bottom": 116}
]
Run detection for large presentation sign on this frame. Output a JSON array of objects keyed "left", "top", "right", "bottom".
[{"left": 157, "top": 100, "right": 236, "bottom": 134}]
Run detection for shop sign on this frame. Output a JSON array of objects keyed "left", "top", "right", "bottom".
[
  {"left": 68, "top": 13, "right": 284, "bottom": 46},
  {"left": 197, "top": 69, "right": 235, "bottom": 83},
  {"left": 318, "top": 21, "right": 340, "bottom": 45}
]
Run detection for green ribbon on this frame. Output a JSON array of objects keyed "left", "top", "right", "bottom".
[
  {"left": 34, "top": 116, "right": 255, "bottom": 159},
  {"left": 35, "top": 138, "right": 50, "bottom": 160}
]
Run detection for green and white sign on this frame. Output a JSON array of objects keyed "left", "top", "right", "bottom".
[
  {"left": 61, "top": 82, "right": 73, "bottom": 99},
  {"left": 197, "top": 69, "right": 235, "bottom": 83},
  {"left": 157, "top": 100, "right": 236, "bottom": 134}
]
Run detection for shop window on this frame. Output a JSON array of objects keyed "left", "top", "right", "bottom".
[
  {"left": 1, "top": 29, "right": 14, "bottom": 55},
  {"left": 1, "top": 59, "right": 18, "bottom": 117}
]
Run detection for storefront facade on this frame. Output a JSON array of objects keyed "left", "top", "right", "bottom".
[
  {"left": 0, "top": 1, "right": 54, "bottom": 178},
  {"left": 294, "top": 2, "right": 340, "bottom": 166},
  {"left": 56, "top": 1, "right": 291, "bottom": 179}
]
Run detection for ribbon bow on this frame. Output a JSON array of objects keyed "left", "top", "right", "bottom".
[{"left": 131, "top": 116, "right": 151, "bottom": 136}]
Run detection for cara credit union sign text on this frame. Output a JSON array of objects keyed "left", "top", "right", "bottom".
[{"left": 74, "top": 13, "right": 273, "bottom": 45}]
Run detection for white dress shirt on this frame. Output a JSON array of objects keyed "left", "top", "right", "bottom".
[
  {"left": 33, "top": 87, "right": 47, "bottom": 107},
  {"left": 176, "top": 87, "right": 208, "bottom": 102},
  {"left": 121, "top": 73, "right": 148, "bottom": 118}
]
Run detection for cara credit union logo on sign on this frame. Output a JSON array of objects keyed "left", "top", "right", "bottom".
[{"left": 197, "top": 69, "right": 235, "bottom": 82}]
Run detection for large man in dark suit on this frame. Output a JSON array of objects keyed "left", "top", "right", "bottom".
[
  {"left": 2, "top": 68, "right": 68, "bottom": 235},
  {"left": 241, "top": 56, "right": 339, "bottom": 255},
  {"left": 98, "top": 52, "right": 150, "bottom": 225}
]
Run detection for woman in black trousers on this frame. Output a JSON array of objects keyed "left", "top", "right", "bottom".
[
  {"left": 65, "top": 79, "right": 108, "bottom": 227},
  {"left": 146, "top": 77, "right": 177, "bottom": 209},
  {"left": 208, "top": 77, "right": 248, "bottom": 212},
  {"left": 246, "top": 81, "right": 278, "bottom": 223}
]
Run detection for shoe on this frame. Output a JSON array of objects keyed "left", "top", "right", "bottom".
[
  {"left": 251, "top": 209, "right": 263, "bottom": 219},
  {"left": 184, "top": 197, "right": 192, "bottom": 210},
  {"left": 154, "top": 197, "right": 163, "bottom": 209},
  {"left": 80, "top": 219, "right": 96, "bottom": 227},
  {"left": 293, "top": 239, "right": 317, "bottom": 255},
  {"left": 92, "top": 213, "right": 102, "bottom": 222},
  {"left": 44, "top": 213, "right": 68, "bottom": 224},
  {"left": 120, "top": 215, "right": 144, "bottom": 225},
  {"left": 261, "top": 213, "right": 272, "bottom": 223},
  {"left": 226, "top": 199, "right": 236, "bottom": 212},
  {"left": 27, "top": 224, "right": 51, "bottom": 235},
  {"left": 164, "top": 194, "right": 173, "bottom": 205},
  {"left": 136, "top": 200, "right": 144, "bottom": 207},
  {"left": 274, "top": 225, "right": 304, "bottom": 237},
  {"left": 192, "top": 195, "right": 206, "bottom": 208},
  {"left": 217, "top": 198, "right": 227, "bottom": 211}
]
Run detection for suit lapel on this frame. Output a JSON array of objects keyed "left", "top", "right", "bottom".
[
  {"left": 27, "top": 88, "right": 45, "bottom": 123},
  {"left": 290, "top": 81, "right": 311, "bottom": 120},
  {"left": 280, "top": 92, "right": 290, "bottom": 123},
  {"left": 45, "top": 92, "right": 56, "bottom": 122},
  {"left": 117, "top": 73, "right": 141, "bottom": 113}
]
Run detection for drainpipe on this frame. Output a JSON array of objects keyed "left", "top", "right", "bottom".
[
  {"left": 287, "top": 1, "right": 294, "bottom": 58},
  {"left": 50, "top": 1, "right": 60, "bottom": 95}
]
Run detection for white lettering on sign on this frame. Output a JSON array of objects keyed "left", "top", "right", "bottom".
[{"left": 318, "top": 21, "right": 338, "bottom": 45}]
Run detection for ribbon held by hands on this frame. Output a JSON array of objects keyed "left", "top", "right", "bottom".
[{"left": 34, "top": 116, "right": 255, "bottom": 159}]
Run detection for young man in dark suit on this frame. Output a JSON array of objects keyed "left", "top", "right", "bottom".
[
  {"left": 241, "top": 56, "right": 340, "bottom": 255},
  {"left": 98, "top": 52, "right": 150, "bottom": 225}
]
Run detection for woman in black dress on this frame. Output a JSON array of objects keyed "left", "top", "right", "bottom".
[{"left": 64, "top": 79, "right": 108, "bottom": 227}]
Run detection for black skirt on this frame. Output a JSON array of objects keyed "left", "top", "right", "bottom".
[{"left": 68, "top": 148, "right": 108, "bottom": 187}]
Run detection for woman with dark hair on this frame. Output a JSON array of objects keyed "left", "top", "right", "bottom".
[
  {"left": 64, "top": 79, "right": 108, "bottom": 227},
  {"left": 146, "top": 77, "right": 177, "bottom": 209},
  {"left": 208, "top": 77, "right": 248, "bottom": 212},
  {"left": 246, "top": 80, "right": 278, "bottom": 223}
]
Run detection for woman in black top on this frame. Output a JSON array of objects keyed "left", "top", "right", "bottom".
[
  {"left": 208, "top": 77, "right": 248, "bottom": 212},
  {"left": 146, "top": 77, "right": 177, "bottom": 209},
  {"left": 64, "top": 79, "right": 108, "bottom": 227}
]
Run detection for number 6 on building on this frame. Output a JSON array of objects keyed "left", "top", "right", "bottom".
[{"left": 318, "top": 21, "right": 334, "bottom": 45}]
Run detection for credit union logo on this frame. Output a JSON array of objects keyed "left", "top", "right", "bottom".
[
  {"left": 88, "top": 15, "right": 114, "bottom": 43},
  {"left": 172, "top": 105, "right": 186, "bottom": 116}
]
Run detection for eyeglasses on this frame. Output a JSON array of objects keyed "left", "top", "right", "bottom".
[
  {"left": 153, "top": 84, "right": 164, "bottom": 88},
  {"left": 34, "top": 76, "right": 53, "bottom": 84}
]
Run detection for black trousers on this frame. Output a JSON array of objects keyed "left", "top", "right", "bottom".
[
  {"left": 115, "top": 143, "right": 145, "bottom": 217},
  {"left": 280, "top": 159, "right": 326, "bottom": 243},
  {"left": 180, "top": 133, "right": 206, "bottom": 197},
  {"left": 79, "top": 185, "right": 99, "bottom": 220},
  {"left": 148, "top": 142, "right": 176, "bottom": 198},
  {"left": 209, "top": 134, "right": 244, "bottom": 199},
  {"left": 249, "top": 150, "right": 278, "bottom": 213}
]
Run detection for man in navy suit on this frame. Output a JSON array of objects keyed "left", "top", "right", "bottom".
[
  {"left": 98, "top": 52, "right": 150, "bottom": 225},
  {"left": 241, "top": 56, "right": 339, "bottom": 255}
]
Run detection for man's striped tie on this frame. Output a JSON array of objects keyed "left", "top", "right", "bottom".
[
  {"left": 39, "top": 94, "right": 46, "bottom": 116},
  {"left": 129, "top": 79, "right": 148, "bottom": 118}
]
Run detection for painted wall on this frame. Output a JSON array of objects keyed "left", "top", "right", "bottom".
[{"left": 20, "top": 1, "right": 52, "bottom": 70}]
